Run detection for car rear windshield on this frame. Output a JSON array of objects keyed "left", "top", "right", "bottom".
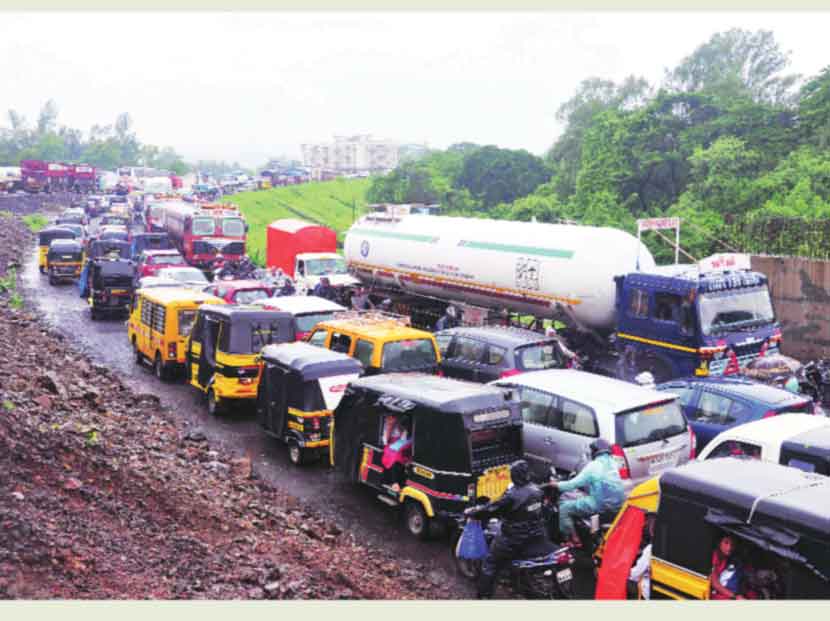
[
  {"left": 614, "top": 399, "right": 687, "bottom": 448},
  {"left": 227, "top": 320, "right": 293, "bottom": 354},
  {"left": 178, "top": 310, "right": 197, "bottom": 337},
  {"left": 381, "top": 339, "right": 437, "bottom": 371},
  {"left": 777, "top": 400, "right": 814, "bottom": 414},
  {"left": 296, "top": 311, "right": 336, "bottom": 333},
  {"left": 516, "top": 342, "right": 562, "bottom": 371},
  {"left": 234, "top": 289, "right": 270, "bottom": 305}
]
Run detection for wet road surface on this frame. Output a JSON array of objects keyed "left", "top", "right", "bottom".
[{"left": 21, "top": 214, "right": 595, "bottom": 599}]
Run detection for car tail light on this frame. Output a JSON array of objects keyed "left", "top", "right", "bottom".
[
  {"left": 688, "top": 426, "right": 697, "bottom": 460},
  {"left": 762, "top": 410, "right": 778, "bottom": 419},
  {"left": 500, "top": 368, "right": 521, "bottom": 379},
  {"left": 436, "top": 369, "right": 444, "bottom": 377},
  {"left": 554, "top": 547, "right": 574, "bottom": 566},
  {"left": 611, "top": 444, "right": 630, "bottom": 479},
  {"left": 168, "top": 342, "right": 177, "bottom": 359}
]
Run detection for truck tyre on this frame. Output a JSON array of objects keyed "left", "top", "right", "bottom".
[
  {"left": 132, "top": 338, "right": 142, "bottom": 365},
  {"left": 404, "top": 500, "right": 431, "bottom": 540}
]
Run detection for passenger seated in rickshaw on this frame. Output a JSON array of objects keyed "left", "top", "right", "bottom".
[
  {"left": 711, "top": 534, "right": 747, "bottom": 600},
  {"left": 380, "top": 415, "right": 413, "bottom": 493}
]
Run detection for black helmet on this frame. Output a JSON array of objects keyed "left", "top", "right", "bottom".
[
  {"left": 590, "top": 438, "right": 612, "bottom": 459},
  {"left": 510, "top": 460, "right": 530, "bottom": 486}
]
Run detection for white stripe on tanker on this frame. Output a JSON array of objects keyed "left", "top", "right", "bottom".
[{"left": 344, "top": 214, "right": 656, "bottom": 332}]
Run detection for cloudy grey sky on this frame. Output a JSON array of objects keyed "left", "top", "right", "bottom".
[{"left": 2, "top": 11, "right": 828, "bottom": 167}]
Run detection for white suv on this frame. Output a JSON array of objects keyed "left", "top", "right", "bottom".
[{"left": 492, "top": 369, "right": 694, "bottom": 491}]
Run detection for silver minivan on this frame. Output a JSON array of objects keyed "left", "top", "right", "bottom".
[{"left": 492, "top": 369, "right": 694, "bottom": 491}]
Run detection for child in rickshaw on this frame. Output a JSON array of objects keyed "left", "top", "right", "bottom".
[{"left": 381, "top": 415, "right": 412, "bottom": 493}]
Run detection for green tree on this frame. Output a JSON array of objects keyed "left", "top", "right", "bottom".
[
  {"left": 798, "top": 65, "right": 830, "bottom": 148},
  {"left": 664, "top": 28, "right": 799, "bottom": 105}
]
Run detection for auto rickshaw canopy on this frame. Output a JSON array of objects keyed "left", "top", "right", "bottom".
[
  {"left": 781, "top": 425, "right": 830, "bottom": 475},
  {"left": 38, "top": 226, "right": 78, "bottom": 246},
  {"left": 88, "top": 239, "right": 131, "bottom": 260},
  {"left": 47, "top": 239, "right": 83, "bottom": 259},
  {"left": 90, "top": 259, "right": 134, "bottom": 288},
  {"left": 333, "top": 373, "right": 522, "bottom": 476},
  {"left": 260, "top": 341, "right": 363, "bottom": 381},
  {"left": 657, "top": 458, "right": 830, "bottom": 586},
  {"left": 198, "top": 304, "right": 296, "bottom": 354}
]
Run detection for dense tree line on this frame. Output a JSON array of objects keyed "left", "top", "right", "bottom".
[
  {"left": 367, "top": 29, "right": 830, "bottom": 260},
  {"left": 0, "top": 101, "right": 189, "bottom": 174}
]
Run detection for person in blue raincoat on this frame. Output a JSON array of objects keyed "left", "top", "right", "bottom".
[{"left": 549, "top": 438, "right": 625, "bottom": 546}]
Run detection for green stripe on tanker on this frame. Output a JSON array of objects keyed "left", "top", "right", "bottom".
[
  {"left": 350, "top": 229, "right": 440, "bottom": 243},
  {"left": 457, "top": 240, "right": 574, "bottom": 259}
]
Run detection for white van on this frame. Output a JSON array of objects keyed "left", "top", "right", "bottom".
[{"left": 491, "top": 369, "right": 694, "bottom": 490}]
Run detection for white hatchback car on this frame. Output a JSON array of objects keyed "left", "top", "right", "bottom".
[
  {"left": 492, "top": 369, "right": 694, "bottom": 490},
  {"left": 696, "top": 413, "right": 830, "bottom": 475}
]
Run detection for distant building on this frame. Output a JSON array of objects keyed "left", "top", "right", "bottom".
[
  {"left": 368, "top": 203, "right": 441, "bottom": 217},
  {"left": 301, "top": 134, "right": 403, "bottom": 175}
]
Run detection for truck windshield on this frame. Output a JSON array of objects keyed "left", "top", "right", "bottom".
[
  {"left": 698, "top": 285, "right": 775, "bottom": 336},
  {"left": 221, "top": 217, "right": 245, "bottom": 237},
  {"left": 306, "top": 257, "right": 348, "bottom": 276},
  {"left": 192, "top": 217, "right": 215, "bottom": 236}
]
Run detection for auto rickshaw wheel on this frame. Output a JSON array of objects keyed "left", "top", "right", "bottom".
[
  {"left": 132, "top": 338, "right": 142, "bottom": 364},
  {"left": 48, "top": 271, "right": 56, "bottom": 286},
  {"left": 404, "top": 500, "right": 431, "bottom": 540},
  {"left": 39, "top": 266, "right": 45, "bottom": 274},
  {"left": 90, "top": 307, "right": 99, "bottom": 321},
  {"left": 288, "top": 441, "right": 305, "bottom": 466}
]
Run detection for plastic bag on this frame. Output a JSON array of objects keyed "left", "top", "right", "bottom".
[{"left": 457, "top": 519, "right": 488, "bottom": 560}]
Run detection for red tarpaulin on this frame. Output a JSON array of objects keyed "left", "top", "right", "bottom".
[{"left": 595, "top": 506, "right": 646, "bottom": 600}]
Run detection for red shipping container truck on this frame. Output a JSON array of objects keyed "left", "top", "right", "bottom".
[{"left": 266, "top": 219, "right": 337, "bottom": 274}]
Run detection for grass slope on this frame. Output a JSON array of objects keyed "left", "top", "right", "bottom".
[{"left": 229, "top": 178, "right": 370, "bottom": 265}]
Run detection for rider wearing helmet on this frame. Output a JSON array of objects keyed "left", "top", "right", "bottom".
[
  {"left": 550, "top": 438, "right": 625, "bottom": 546},
  {"left": 473, "top": 460, "right": 552, "bottom": 599}
]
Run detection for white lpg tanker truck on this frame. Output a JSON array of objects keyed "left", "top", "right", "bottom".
[{"left": 343, "top": 214, "right": 782, "bottom": 382}]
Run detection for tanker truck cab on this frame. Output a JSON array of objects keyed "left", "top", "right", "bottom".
[{"left": 614, "top": 253, "right": 780, "bottom": 384}]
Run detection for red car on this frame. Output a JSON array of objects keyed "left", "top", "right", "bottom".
[
  {"left": 135, "top": 249, "right": 189, "bottom": 278},
  {"left": 202, "top": 280, "right": 276, "bottom": 305}
]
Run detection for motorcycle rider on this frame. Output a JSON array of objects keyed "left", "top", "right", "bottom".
[
  {"left": 549, "top": 438, "right": 625, "bottom": 546},
  {"left": 472, "top": 460, "right": 552, "bottom": 599},
  {"left": 435, "top": 305, "right": 459, "bottom": 331}
]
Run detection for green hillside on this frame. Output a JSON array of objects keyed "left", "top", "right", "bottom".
[{"left": 229, "top": 178, "right": 371, "bottom": 265}]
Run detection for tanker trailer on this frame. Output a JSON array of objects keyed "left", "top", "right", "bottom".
[{"left": 344, "top": 214, "right": 782, "bottom": 382}]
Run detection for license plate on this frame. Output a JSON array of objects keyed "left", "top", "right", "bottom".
[
  {"left": 110, "top": 289, "right": 127, "bottom": 294},
  {"left": 647, "top": 454, "right": 678, "bottom": 474},
  {"left": 556, "top": 569, "right": 572, "bottom": 584}
]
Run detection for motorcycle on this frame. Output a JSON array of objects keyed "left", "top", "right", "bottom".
[
  {"left": 798, "top": 359, "right": 830, "bottom": 410},
  {"left": 452, "top": 502, "right": 576, "bottom": 599}
]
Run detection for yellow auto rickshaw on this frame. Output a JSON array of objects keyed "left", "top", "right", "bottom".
[
  {"left": 595, "top": 458, "right": 830, "bottom": 600},
  {"left": 186, "top": 305, "right": 296, "bottom": 415},
  {"left": 38, "top": 226, "right": 78, "bottom": 274}
]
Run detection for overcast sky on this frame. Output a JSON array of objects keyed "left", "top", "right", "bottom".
[{"left": 2, "top": 11, "right": 828, "bottom": 167}]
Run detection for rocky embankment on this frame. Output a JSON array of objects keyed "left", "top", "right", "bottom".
[{"left": 0, "top": 203, "right": 457, "bottom": 599}]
